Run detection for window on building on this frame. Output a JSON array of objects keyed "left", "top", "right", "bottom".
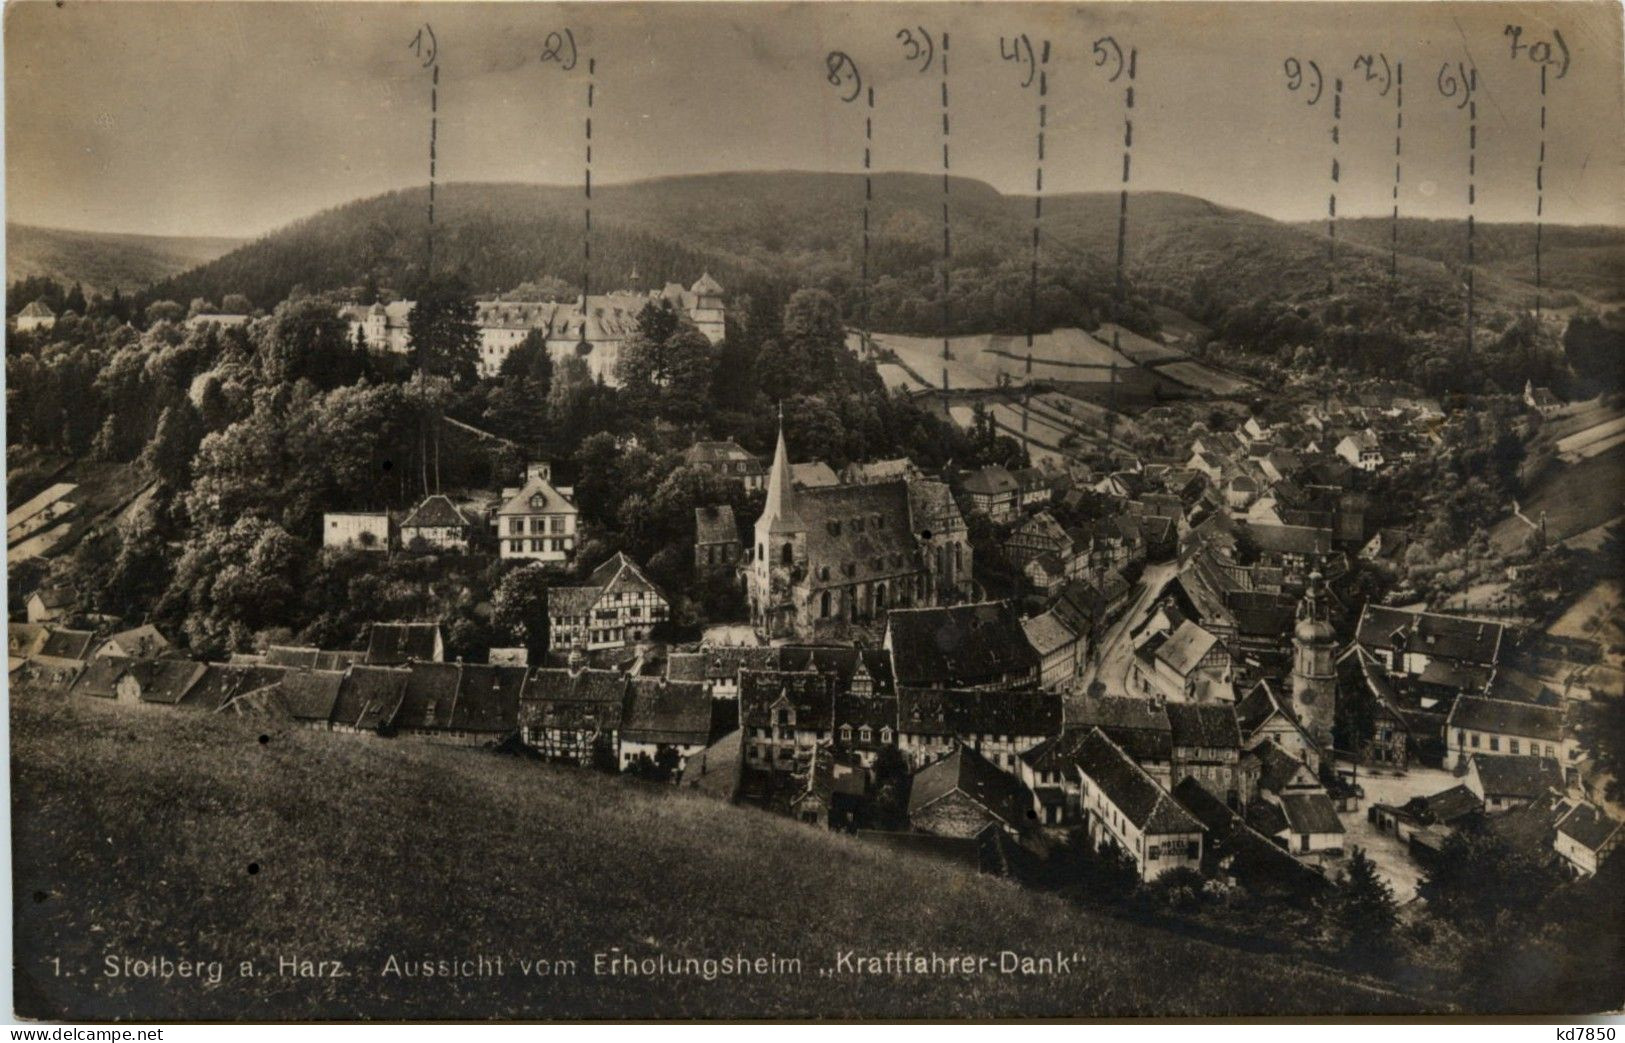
[
  {"left": 1546, "top": 744, "right": 1555, "bottom": 758},
  {"left": 840, "top": 725, "right": 851, "bottom": 742},
  {"left": 859, "top": 726, "right": 871, "bottom": 742},
  {"left": 1490, "top": 737, "right": 1500, "bottom": 752},
  {"left": 777, "top": 709, "right": 789, "bottom": 726},
  {"left": 781, "top": 543, "right": 793, "bottom": 565},
  {"left": 510, "top": 519, "right": 523, "bottom": 535},
  {"left": 1510, "top": 740, "right": 1520, "bottom": 755},
  {"left": 1187, "top": 841, "right": 1200, "bottom": 859},
  {"left": 551, "top": 516, "right": 565, "bottom": 533},
  {"left": 1471, "top": 733, "right": 1481, "bottom": 748},
  {"left": 1148, "top": 845, "right": 1160, "bottom": 860}
]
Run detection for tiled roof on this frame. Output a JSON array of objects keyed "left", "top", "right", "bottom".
[
  {"left": 1071, "top": 696, "right": 1173, "bottom": 762},
  {"left": 39, "top": 628, "right": 95, "bottom": 660},
  {"left": 123, "top": 659, "right": 206, "bottom": 705},
  {"left": 1279, "top": 792, "right": 1345, "bottom": 835},
  {"left": 834, "top": 692, "right": 899, "bottom": 737},
  {"left": 8, "top": 623, "right": 49, "bottom": 659},
  {"left": 1357, "top": 604, "right": 1504, "bottom": 666},
  {"left": 738, "top": 668, "right": 836, "bottom": 729},
  {"left": 71, "top": 656, "right": 132, "bottom": 699},
  {"left": 1556, "top": 802, "right": 1621, "bottom": 851},
  {"left": 365, "top": 623, "right": 442, "bottom": 665},
  {"left": 265, "top": 645, "right": 322, "bottom": 669},
  {"left": 777, "top": 646, "right": 892, "bottom": 692},
  {"left": 1469, "top": 754, "right": 1564, "bottom": 800},
  {"left": 1021, "top": 609, "right": 1078, "bottom": 657},
  {"left": 449, "top": 664, "right": 526, "bottom": 733},
  {"left": 276, "top": 669, "right": 347, "bottom": 722},
  {"left": 961, "top": 466, "right": 1018, "bottom": 497},
  {"left": 886, "top": 601, "right": 1038, "bottom": 687},
  {"left": 1155, "top": 621, "right": 1220, "bottom": 677},
  {"left": 906, "top": 478, "right": 960, "bottom": 527},
  {"left": 1246, "top": 522, "right": 1333, "bottom": 558},
  {"left": 102, "top": 624, "right": 170, "bottom": 658},
  {"left": 1171, "top": 777, "right": 1329, "bottom": 896},
  {"left": 401, "top": 494, "right": 475, "bottom": 530},
  {"left": 908, "top": 746, "right": 1034, "bottom": 830},
  {"left": 683, "top": 441, "right": 764, "bottom": 474},
  {"left": 622, "top": 678, "right": 712, "bottom": 745},
  {"left": 694, "top": 505, "right": 738, "bottom": 545},
  {"left": 332, "top": 666, "right": 409, "bottom": 729},
  {"left": 666, "top": 652, "right": 707, "bottom": 684},
  {"left": 1235, "top": 680, "right": 1283, "bottom": 736},
  {"left": 1448, "top": 696, "right": 1564, "bottom": 743},
  {"left": 396, "top": 662, "right": 463, "bottom": 730},
  {"left": 1165, "top": 702, "right": 1241, "bottom": 749},
  {"left": 895, "top": 687, "right": 1062, "bottom": 738},
  {"left": 497, "top": 472, "right": 579, "bottom": 517},
  {"left": 521, "top": 667, "right": 629, "bottom": 705},
  {"left": 791, "top": 461, "right": 839, "bottom": 489},
  {"left": 1410, "top": 784, "right": 1484, "bottom": 825},
  {"left": 1255, "top": 739, "right": 1319, "bottom": 794},
  {"left": 547, "top": 586, "right": 601, "bottom": 617},
  {"left": 794, "top": 481, "right": 920, "bottom": 589},
  {"left": 1073, "top": 728, "right": 1200, "bottom": 834}
]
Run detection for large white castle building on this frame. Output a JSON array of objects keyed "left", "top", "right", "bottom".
[{"left": 342, "top": 274, "right": 726, "bottom": 385}]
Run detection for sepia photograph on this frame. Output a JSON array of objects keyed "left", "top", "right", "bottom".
[{"left": 4, "top": 0, "right": 1623, "bottom": 1024}]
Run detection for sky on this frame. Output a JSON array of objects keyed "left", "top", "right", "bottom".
[{"left": 5, "top": 1, "right": 1622, "bottom": 238}]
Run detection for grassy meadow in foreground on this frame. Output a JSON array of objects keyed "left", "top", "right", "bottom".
[{"left": 10, "top": 690, "right": 1431, "bottom": 1020}]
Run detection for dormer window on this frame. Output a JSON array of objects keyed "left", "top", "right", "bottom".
[
  {"left": 530, "top": 493, "right": 546, "bottom": 509},
  {"left": 859, "top": 726, "right": 872, "bottom": 742},
  {"left": 880, "top": 726, "right": 892, "bottom": 743},
  {"left": 840, "top": 725, "right": 852, "bottom": 741}
]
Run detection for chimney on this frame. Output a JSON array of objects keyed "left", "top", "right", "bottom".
[{"left": 567, "top": 638, "right": 586, "bottom": 676}]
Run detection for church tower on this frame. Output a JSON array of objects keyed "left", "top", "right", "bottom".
[
  {"left": 1289, "top": 571, "right": 1338, "bottom": 751},
  {"left": 749, "top": 413, "right": 807, "bottom": 636}
]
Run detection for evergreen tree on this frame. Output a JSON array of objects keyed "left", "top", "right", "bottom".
[
  {"left": 1332, "top": 847, "right": 1398, "bottom": 971},
  {"left": 407, "top": 273, "right": 481, "bottom": 387}
]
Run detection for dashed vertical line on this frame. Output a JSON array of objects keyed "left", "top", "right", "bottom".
[
  {"left": 1113, "top": 47, "right": 1137, "bottom": 309},
  {"left": 1466, "top": 72, "right": 1477, "bottom": 357},
  {"left": 582, "top": 57, "right": 595, "bottom": 323},
  {"left": 1329, "top": 77, "right": 1342, "bottom": 290},
  {"left": 1027, "top": 41, "right": 1050, "bottom": 361},
  {"left": 1391, "top": 62, "right": 1403, "bottom": 280},
  {"left": 1536, "top": 63, "right": 1546, "bottom": 318},
  {"left": 939, "top": 32, "right": 952, "bottom": 390},
  {"left": 427, "top": 63, "right": 439, "bottom": 281},
  {"left": 864, "top": 85, "right": 874, "bottom": 346}
]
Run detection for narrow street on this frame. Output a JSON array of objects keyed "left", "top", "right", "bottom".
[{"left": 1077, "top": 559, "right": 1178, "bottom": 699}]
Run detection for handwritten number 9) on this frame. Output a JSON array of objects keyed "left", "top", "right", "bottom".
[{"left": 1284, "top": 56, "right": 1323, "bottom": 105}]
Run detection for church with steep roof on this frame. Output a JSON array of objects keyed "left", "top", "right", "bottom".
[{"left": 747, "top": 420, "right": 973, "bottom": 640}]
